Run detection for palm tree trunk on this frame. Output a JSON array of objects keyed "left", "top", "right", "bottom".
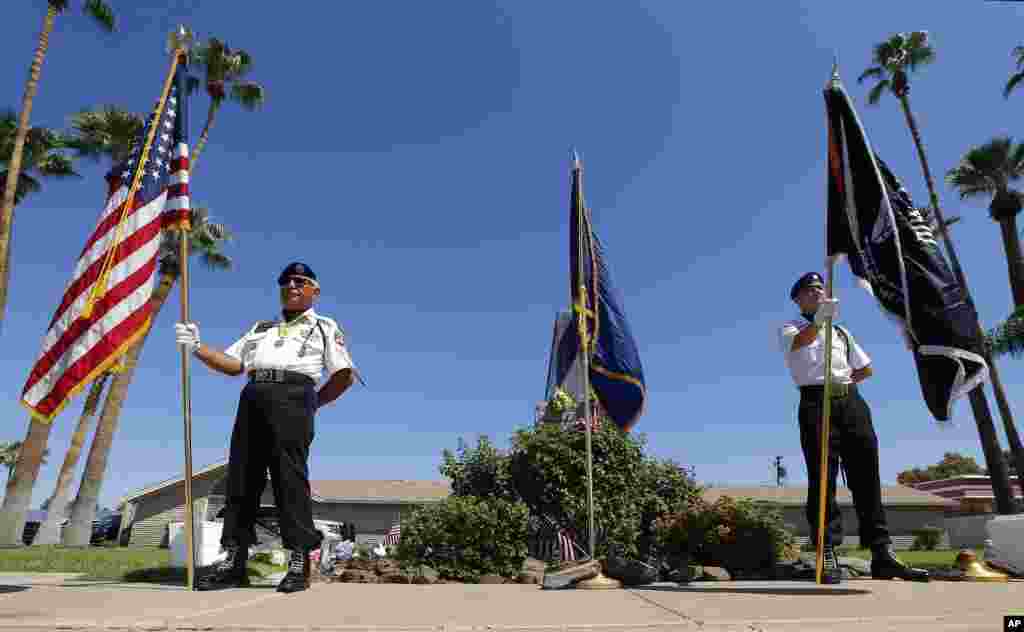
[
  {"left": 897, "top": 94, "right": 1017, "bottom": 514},
  {"left": 63, "top": 271, "right": 177, "bottom": 546},
  {"left": 998, "top": 215, "right": 1024, "bottom": 308},
  {"left": 32, "top": 374, "right": 110, "bottom": 546},
  {"left": 189, "top": 102, "right": 220, "bottom": 175},
  {"left": 0, "top": 418, "right": 55, "bottom": 545},
  {"left": 0, "top": 4, "right": 57, "bottom": 328}
]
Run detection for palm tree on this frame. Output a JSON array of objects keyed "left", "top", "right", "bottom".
[
  {"left": 946, "top": 139, "right": 1024, "bottom": 494},
  {"left": 63, "top": 208, "right": 232, "bottom": 545},
  {"left": 859, "top": 31, "right": 1018, "bottom": 514},
  {"left": 30, "top": 373, "right": 110, "bottom": 545},
  {"left": 947, "top": 138, "right": 1024, "bottom": 306},
  {"left": 1, "top": 110, "right": 80, "bottom": 204},
  {"left": 0, "top": 441, "right": 49, "bottom": 485},
  {"left": 188, "top": 37, "right": 265, "bottom": 171},
  {"left": 31, "top": 105, "right": 142, "bottom": 545},
  {"left": 1004, "top": 46, "right": 1024, "bottom": 99},
  {"left": 0, "top": 0, "right": 115, "bottom": 328},
  {"left": 66, "top": 105, "right": 143, "bottom": 166}
]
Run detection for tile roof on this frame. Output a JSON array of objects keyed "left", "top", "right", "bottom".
[{"left": 702, "top": 485, "right": 957, "bottom": 508}]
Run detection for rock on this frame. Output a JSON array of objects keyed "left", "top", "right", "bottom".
[
  {"left": 518, "top": 572, "right": 541, "bottom": 584},
  {"left": 347, "top": 558, "right": 376, "bottom": 572},
  {"left": 522, "top": 557, "right": 546, "bottom": 573},
  {"left": 339, "top": 569, "right": 378, "bottom": 583},
  {"left": 376, "top": 559, "right": 400, "bottom": 575},
  {"left": 479, "top": 574, "right": 507, "bottom": 584},
  {"left": 701, "top": 566, "right": 731, "bottom": 581},
  {"left": 380, "top": 571, "right": 412, "bottom": 584},
  {"left": 412, "top": 573, "right": 438, "bottom": 585}
]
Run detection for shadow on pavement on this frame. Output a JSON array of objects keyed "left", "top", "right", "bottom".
[{"left": 0, "top": 586, "right": 28, "bottom": 594}]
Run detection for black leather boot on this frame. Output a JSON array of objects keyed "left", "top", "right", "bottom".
[
  {"left": 871, "top": 545, "right": 929, "bottom": 582},
  {"left": 276, "top": 549, "right": 310, "bottom": 593},
  {"left": 819, "top": 545, "right": 843, "bottom": 584},
  {"left": 197, "top": 544, "right": 249, "bottom": 591}
]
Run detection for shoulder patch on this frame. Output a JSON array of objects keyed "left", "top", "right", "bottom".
[{"left": 253, "top": 320, "right": 277, "bottom": 333}]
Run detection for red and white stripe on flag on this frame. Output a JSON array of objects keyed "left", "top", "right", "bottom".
[
  {"left": 558, "top": 529, "right": 576, "bottom": 562},
  {"left": 21, "top": 133, "right": 189, "bottom": 423},
  {"left": 384, "top": 523, "right": 401, "bottom": 546}
]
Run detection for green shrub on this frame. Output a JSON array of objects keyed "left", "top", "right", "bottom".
[
  {"left": 655, "top": 495, "right": 795, "bottom": 573},
  {"left": 910, "top": 525, "right": 943, "bottom": 551},
  {"left": 250, "top": 552, "right": 274, "bottom": 565},
  {"left": 396, "top": 496, "right": 529, "bottom": 583}
]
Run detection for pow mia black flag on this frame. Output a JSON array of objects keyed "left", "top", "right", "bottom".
[{"left": 824, "top": 73, "right": 987, "bottom": 421}]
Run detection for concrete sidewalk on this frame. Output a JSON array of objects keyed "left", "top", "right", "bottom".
[{"left": 0, "top": 577, "right": 1020, "bottom": 631}]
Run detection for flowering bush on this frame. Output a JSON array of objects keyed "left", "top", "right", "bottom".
[{"left": 654, "top": 495, "right": 795, "bottom": 573}]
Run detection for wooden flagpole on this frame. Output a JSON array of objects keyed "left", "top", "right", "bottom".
[
  {"left": 815, "top": 262, "right": 836, "bottom": 584},
  {"left": 167, "top": 26, "right": 197, "bottom": 591}
]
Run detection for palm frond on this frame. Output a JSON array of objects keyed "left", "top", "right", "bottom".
[
  {"left": 866, "top": 79, "right": 890, "bottom": 106},
  {"left": 857, "top": 66, "right": 885, "bottom": 84},
  {"left": 1013, "top": 45, "right": 1024, "bottom": 68},
  {"left": 83, "top": 0, "right": 115, "bottom": 31},
  {"left": 229, "top": 82, "right": 265, "bottom": 110},
  {"left": 1005, "top": 72, "right": 1024, "bottom": 99},
  {"left": 37, "top": 153, "right": 79, "bottom": 178},
  {"left": 987, "top": 306, "right": 1024, "bottom": 357}
]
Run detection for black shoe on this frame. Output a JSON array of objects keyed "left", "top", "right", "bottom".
[
  {"left": 871, "top": 546, "right": 930, "bottom": 582},
  {"left": 197, "top": 545, "right": 250, "bottom": 591},
  {"left": 276, "top": 550, "right": 310, "bottom": 594},
  {"left": 818, "top": 545, "right": 843, "bottom": 584}
]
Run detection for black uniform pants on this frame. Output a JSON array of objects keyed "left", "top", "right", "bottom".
[
  {"left": 797, "top": 387, "right": 891, "bottom": 549},
  {"left": 220, "top": 380, "right": 321, "bottom": 552}
]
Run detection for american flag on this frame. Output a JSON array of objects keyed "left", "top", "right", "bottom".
[
  {"left": 21, "top": 56, "right": 191, "bottom": 422},
  {"left": 383, "top": 522, "right": 401, "bottom": 546},
  {"left": 558, "top": 529, "right": 576, "bottom": 562}
]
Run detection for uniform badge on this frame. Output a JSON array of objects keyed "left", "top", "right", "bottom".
[{"left": 334, "top": 330, "right": 345, "bottom": 348}]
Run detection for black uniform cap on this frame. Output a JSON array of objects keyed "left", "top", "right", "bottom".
[
  {"left": 790, "top": 272, "right": 824, "bottom": 300},
  {"left": 278, "top": 262, "right": 318, "bottom": 286}
]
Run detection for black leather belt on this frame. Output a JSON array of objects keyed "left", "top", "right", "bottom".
[
  {"left": 248, "top": 368, "right": 313, "bottom": 386},
  {"left": 799, "top": 383, "right": 855, "bottom": 399}
]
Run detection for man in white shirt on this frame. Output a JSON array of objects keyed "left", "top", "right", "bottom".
[
  {"left": 175, "top": 262, "right": 358, "bottom": 593},
  {"left": 779, "top": 272, "right": 927, "bottom": 584}
]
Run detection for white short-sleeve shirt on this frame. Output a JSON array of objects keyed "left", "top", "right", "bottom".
[
  {"left": 225, "top": 308, "right": 355, "bottom": 383},
  {"left": 778, "top": 319, "right": 870, "bottom": 386}
]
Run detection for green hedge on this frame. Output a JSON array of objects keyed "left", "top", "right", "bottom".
[{"left": 396, "top": 496, "right": 529, "bottom": 582}]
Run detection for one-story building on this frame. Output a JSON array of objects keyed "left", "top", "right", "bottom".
[
  {"left": 119, "top": 463, "right": 955, "bottom": 550},
  {"left": 910, "top": 475, "right": 1023, "bottom": 514},
  {"left": 702, "top": 484, "right": 958, "bottom": 549},
  {"left": 117, "top": 461, "right": 451, "bottom": 548}
]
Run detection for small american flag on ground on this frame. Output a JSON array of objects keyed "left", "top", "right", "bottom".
[
  {"left": 384, "top": 523, "right": 401, "bottom": 546},
  {"left": 21, "top": 56, "right": 191, "bottom": 422},
  {"left": 558, "top": 529, "right": 576, "bottom": 562}
]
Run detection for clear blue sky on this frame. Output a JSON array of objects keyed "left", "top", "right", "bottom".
[{"left": 4, "top": 1, "right": 1024, "bottom": 511}]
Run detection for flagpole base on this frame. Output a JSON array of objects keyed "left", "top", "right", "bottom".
[{"left": 575, "top": 572, "right": 622, "bottom": 590}]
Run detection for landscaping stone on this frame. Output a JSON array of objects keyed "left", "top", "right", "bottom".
[
  {"left": 517, "top": 571, "right": 541, "bottom": 584},
  {"left": 339, "top": 569, "right": 378, "bottom": 583},
  {"left": 479, "top": 574, "right": 507, "bottom": 584},
  {"left": 379, "top": 571, "right": 412, "bottom": 584}
]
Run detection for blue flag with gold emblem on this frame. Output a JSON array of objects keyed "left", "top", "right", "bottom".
[{"left": 554, "top": 153, "right": 646, "bottom": 431}]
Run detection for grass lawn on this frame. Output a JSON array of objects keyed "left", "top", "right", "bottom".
[
  {"left": 836, "top": 547, "right": 983, "bottom": 570},
  {"left": 0, "top": 546, "right": 285, "bottom": 583}
]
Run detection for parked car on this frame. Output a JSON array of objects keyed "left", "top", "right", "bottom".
[{"left": 91, "top": 513, "right": 122, "bottom": 544}]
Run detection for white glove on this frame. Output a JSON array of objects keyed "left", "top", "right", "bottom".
[
  {"left": 174, "top": 322, "right": 200, "bottom": 354},
  {"left": 814, "top": 298, "right": 839, "bottom": 326}
]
